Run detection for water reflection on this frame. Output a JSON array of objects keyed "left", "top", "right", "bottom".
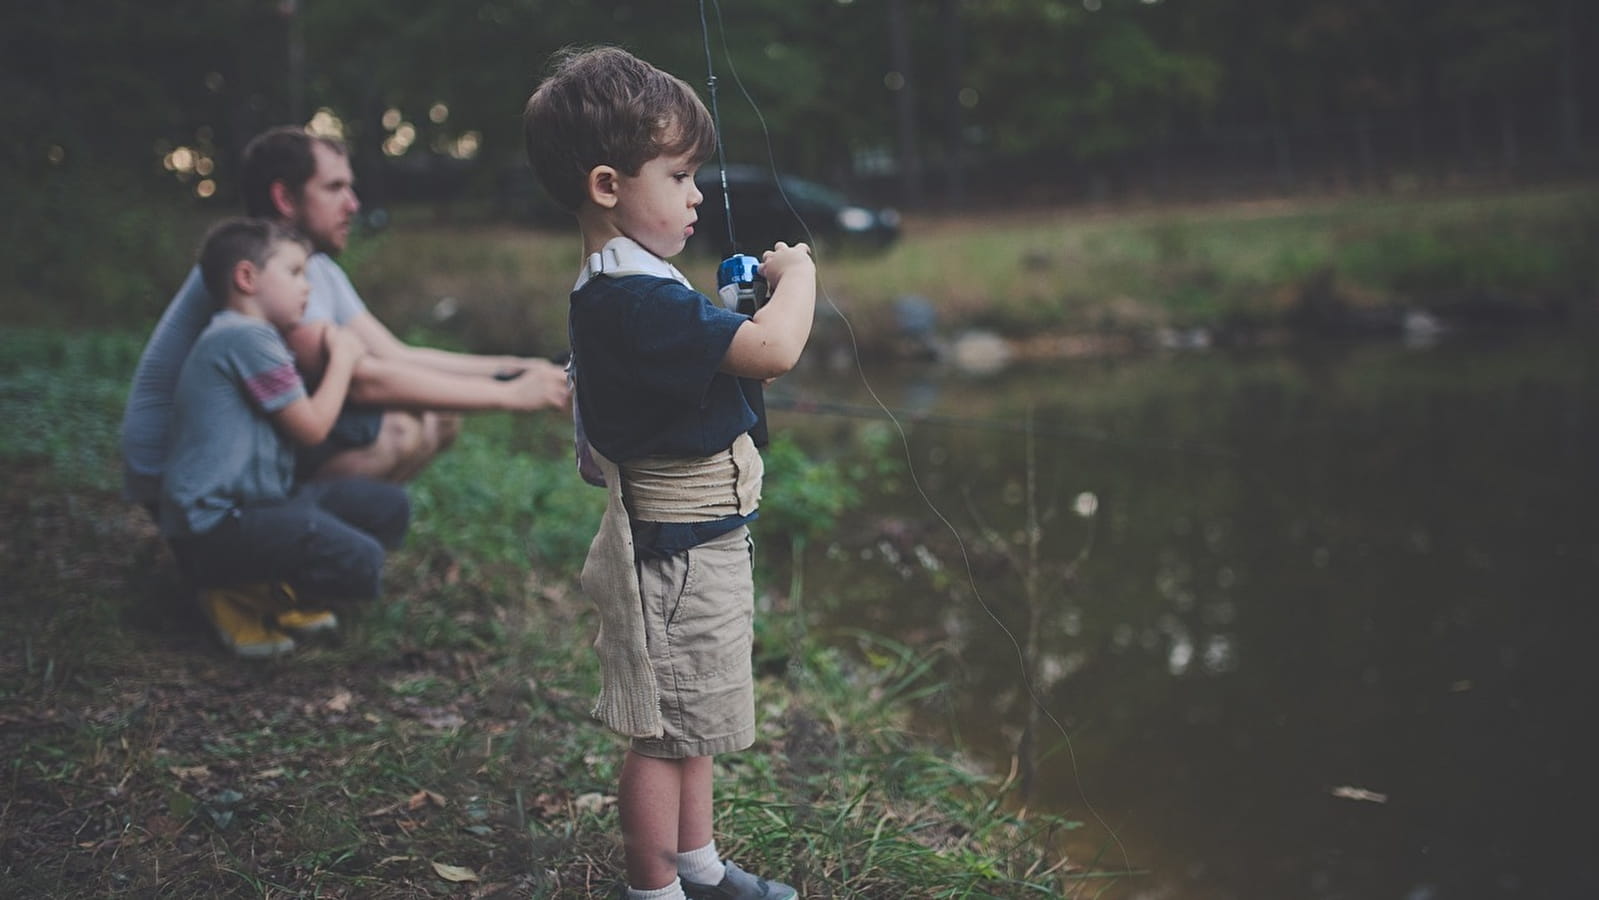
[{"left": 773, "top": 334, "right": 1599, "bottom": 899}]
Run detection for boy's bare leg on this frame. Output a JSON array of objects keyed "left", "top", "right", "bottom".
[
  {"left": 312, "top": 410, "right": 460, "bottom": 483},
  {"left": 621, "top": 751, "right": 701, "bottom": 890},
  {"left": 677, "top": 755, "right": 713, "bottom": 853}
]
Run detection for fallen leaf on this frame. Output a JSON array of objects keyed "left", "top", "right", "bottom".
[
  {"left": 325, "top": 689, "right": 353, "bottom": 713},
  {"left": 409, "top": 789, "right": 447, "bottom": 810},
  {"left": 144, "top": 814, "right": 182, "bottom": 839},
  {"left": 573, "top": 792, "right": 615, "bottom": 814},
  {"left": 1330, "top": 785, "right": 1389, "bottom": 804},
  {"left": 431, "top": 861, "right": 479, "bottom": 883},
  {"left": 420, "top": 711, "right": 466, "bottom": 731}
]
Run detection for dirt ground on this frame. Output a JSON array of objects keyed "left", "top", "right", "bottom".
[{"left": 0, "top": 470, "right": 631, "bottom": 897}]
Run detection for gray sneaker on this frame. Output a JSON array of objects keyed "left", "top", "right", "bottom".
[{"left": 682, "top": 861, "right": 797, "bottom": 900}]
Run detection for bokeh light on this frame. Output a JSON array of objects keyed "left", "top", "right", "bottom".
[{"left": 307, "top": 108, "right": 345, "bottom": 139}]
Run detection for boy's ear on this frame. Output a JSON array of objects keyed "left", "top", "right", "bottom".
[
  {"left": 232, "top": 259, "right": 258, "bottom": 296},
  {"left": 586, "top": 165, "right": 620, "bottom": 209},
  {"left": 268, "top": 179, "right": 298, "bottom": 219}
]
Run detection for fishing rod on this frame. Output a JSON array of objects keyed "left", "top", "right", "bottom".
[{"left": 697, "top": 0, "right": 768, "bottom": 318}]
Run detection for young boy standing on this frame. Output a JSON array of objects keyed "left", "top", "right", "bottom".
[
  {"left": 524, "top": 47, "right": 815, "bottom": 900},
  {"left": 160, "top": 218, "right": 410, "bottom": 657}
]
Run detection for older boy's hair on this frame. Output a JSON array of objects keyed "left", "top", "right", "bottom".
[
  {"left": 240, "top": 126, "right": 349, "bottom": 218},
  {"left": 197, "top": 217, "right": 309, "bottom": 307},
  {"left": 523, "top": 45, "right": 717, "bottom": 213}
]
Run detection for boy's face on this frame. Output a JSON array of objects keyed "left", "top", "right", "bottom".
[
  {"left": 614, "top": 148, "right": 704, "bottom": 259},
  {"left": 286, "top": 143, "right": 360, "bottom": 255},
  {"left": 253, "top": 241, "right": 312, "bottom": 332}
]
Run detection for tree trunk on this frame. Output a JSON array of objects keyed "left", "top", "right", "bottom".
[
  {"left": 940, "top": 0, "right": 965, "bottom": 209},
  {"left": 887, "top": 0, "right": 923, "bottom": 208}
]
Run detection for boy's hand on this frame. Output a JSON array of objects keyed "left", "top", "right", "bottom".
[
  {"left": 759, "top": 242, "right": 814, "bottom": 289},
  {"left": 323, "top": 324, "right": 367, "bottom": 366}
]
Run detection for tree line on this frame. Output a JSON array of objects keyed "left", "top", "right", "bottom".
[{"left": 3, "top": 0, "right": 1593, "bottom": 218}]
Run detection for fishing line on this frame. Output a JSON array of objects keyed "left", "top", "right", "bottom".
[{"left": 697, "top": 0, "right": 1133, "bottom": 882}]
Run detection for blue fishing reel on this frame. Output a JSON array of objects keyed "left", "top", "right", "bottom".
[{"left": 716, "top": 254, "right": 768, "bottom": 316}]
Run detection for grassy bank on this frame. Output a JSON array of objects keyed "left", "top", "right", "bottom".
[
  {"left": 9, "top": 183, "right": 1594, "bottom": 354},
  {"left": 0, "top": 329, "right": 1095, "bottom": 898},
  {"left": 337, "top": 183, "right": 1599, "bottom": 358}
]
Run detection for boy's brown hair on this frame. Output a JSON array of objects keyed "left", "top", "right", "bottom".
[
  {"left": 197, "top": 217, "right": 310, "bottom": 308},
  {"left": 522, "top": 45, "right": 717, "bottom": 213}
]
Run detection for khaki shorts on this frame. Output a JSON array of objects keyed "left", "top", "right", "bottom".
[{"left": 630, "top": 526, "right": 756, "bottom": 759}]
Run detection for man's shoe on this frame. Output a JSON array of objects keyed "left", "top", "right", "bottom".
[
  {"left": 275, "top": 608, "right": 338, "bottom": 636},
  {"left": 682, "top": 862, "right": 796, "bottom": 900},
  {"left": 199, "top": 587, "right": 296, "bottom": 658}
]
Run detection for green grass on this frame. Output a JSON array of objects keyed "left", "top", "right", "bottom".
[
  {"left": 0, "top": 328, "right": 1095, "bottom": 898},
  {"left": 312, "top": 183, "right": 1599, "bottom": 354}
]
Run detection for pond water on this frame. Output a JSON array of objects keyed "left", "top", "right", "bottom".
[{"left": 771, "top": 330, "right": 1599, "bottom": 900}]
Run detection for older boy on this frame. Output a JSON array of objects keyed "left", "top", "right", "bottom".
[
  {"left": 161, "top": 218, "right": 410, "bottom": 657},
  {"left": 524, "top": 47, "right": 815, "bottom": 900}
]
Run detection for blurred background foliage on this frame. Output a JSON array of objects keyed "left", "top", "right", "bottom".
[{"left": 2, "top": 0, "right": 1593, "bottom": 321}]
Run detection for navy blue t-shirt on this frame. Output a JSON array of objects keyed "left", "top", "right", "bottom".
[{"left": 570, "top": 273, "right": 758, "bottom": 554}]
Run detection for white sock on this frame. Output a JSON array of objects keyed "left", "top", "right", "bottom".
[
  {"left": 627, "top": 877, "right": 686, "bottom": 900},
  {"left": 678, "top": 840, "right": 726, "bottom": 886}
]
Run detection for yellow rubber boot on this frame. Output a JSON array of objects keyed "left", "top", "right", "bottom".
[
  {"left": 198, "top": 585, "right": 296, "bottom": 658},
  {"left": 268, "top": 583, "right": 339, "bottom": 637}
]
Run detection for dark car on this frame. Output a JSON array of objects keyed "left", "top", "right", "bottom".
[{"left": 689, "top": 165, "right": 899, "bottom": 257}]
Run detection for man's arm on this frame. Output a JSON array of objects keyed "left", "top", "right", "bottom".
[
  {"left": 286, "top": 319, "right": 571, "bottom": 414},
  {"left": 721, "top": 243, "right": 816, "bottom": 380},
  {"left": 343, "top": 311, "right": 532, "bottom": 377},
  {"left": 347, "top": 353, "right": 570, "bottom": 412}
]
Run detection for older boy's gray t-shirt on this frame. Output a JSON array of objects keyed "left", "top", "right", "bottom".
[
  {"left": 157, "top": 311, "right": 306, "bottom": 538},
  {"left": 119, "top": 253, "right": 367, "bottom": 505}
]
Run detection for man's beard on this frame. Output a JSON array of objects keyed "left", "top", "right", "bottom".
[
  {"left": 288, "top": 217, "right": 343, "bottom": 257},
  {"left": 308, "top": 230, "right": 343, "bottom": 257}
]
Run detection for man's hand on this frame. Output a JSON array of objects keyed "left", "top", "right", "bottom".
[{"left": 500, "top": 358, "right": 572, "bottom": 413}]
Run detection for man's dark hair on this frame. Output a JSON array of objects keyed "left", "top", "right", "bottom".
[
  {"left": 240, "top": 126, "right": 349, "bottom": 218},
  {"left": 197, "top": 217, "right": 309, "bottom": 306},
  {"left": 523, "top": 45, "right": 717, "bottom": 213}
]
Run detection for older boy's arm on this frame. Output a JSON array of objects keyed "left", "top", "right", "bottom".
[
  {"left": 272, "top": 327, "right": 364, "bottom": 447},
  {"left": 721, "top": 243, "right": 816, "bottom": 380}
]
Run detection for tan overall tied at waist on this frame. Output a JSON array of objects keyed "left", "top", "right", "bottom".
[{"left": 580, "top": 433, "right": 763, "bottom": 737}]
